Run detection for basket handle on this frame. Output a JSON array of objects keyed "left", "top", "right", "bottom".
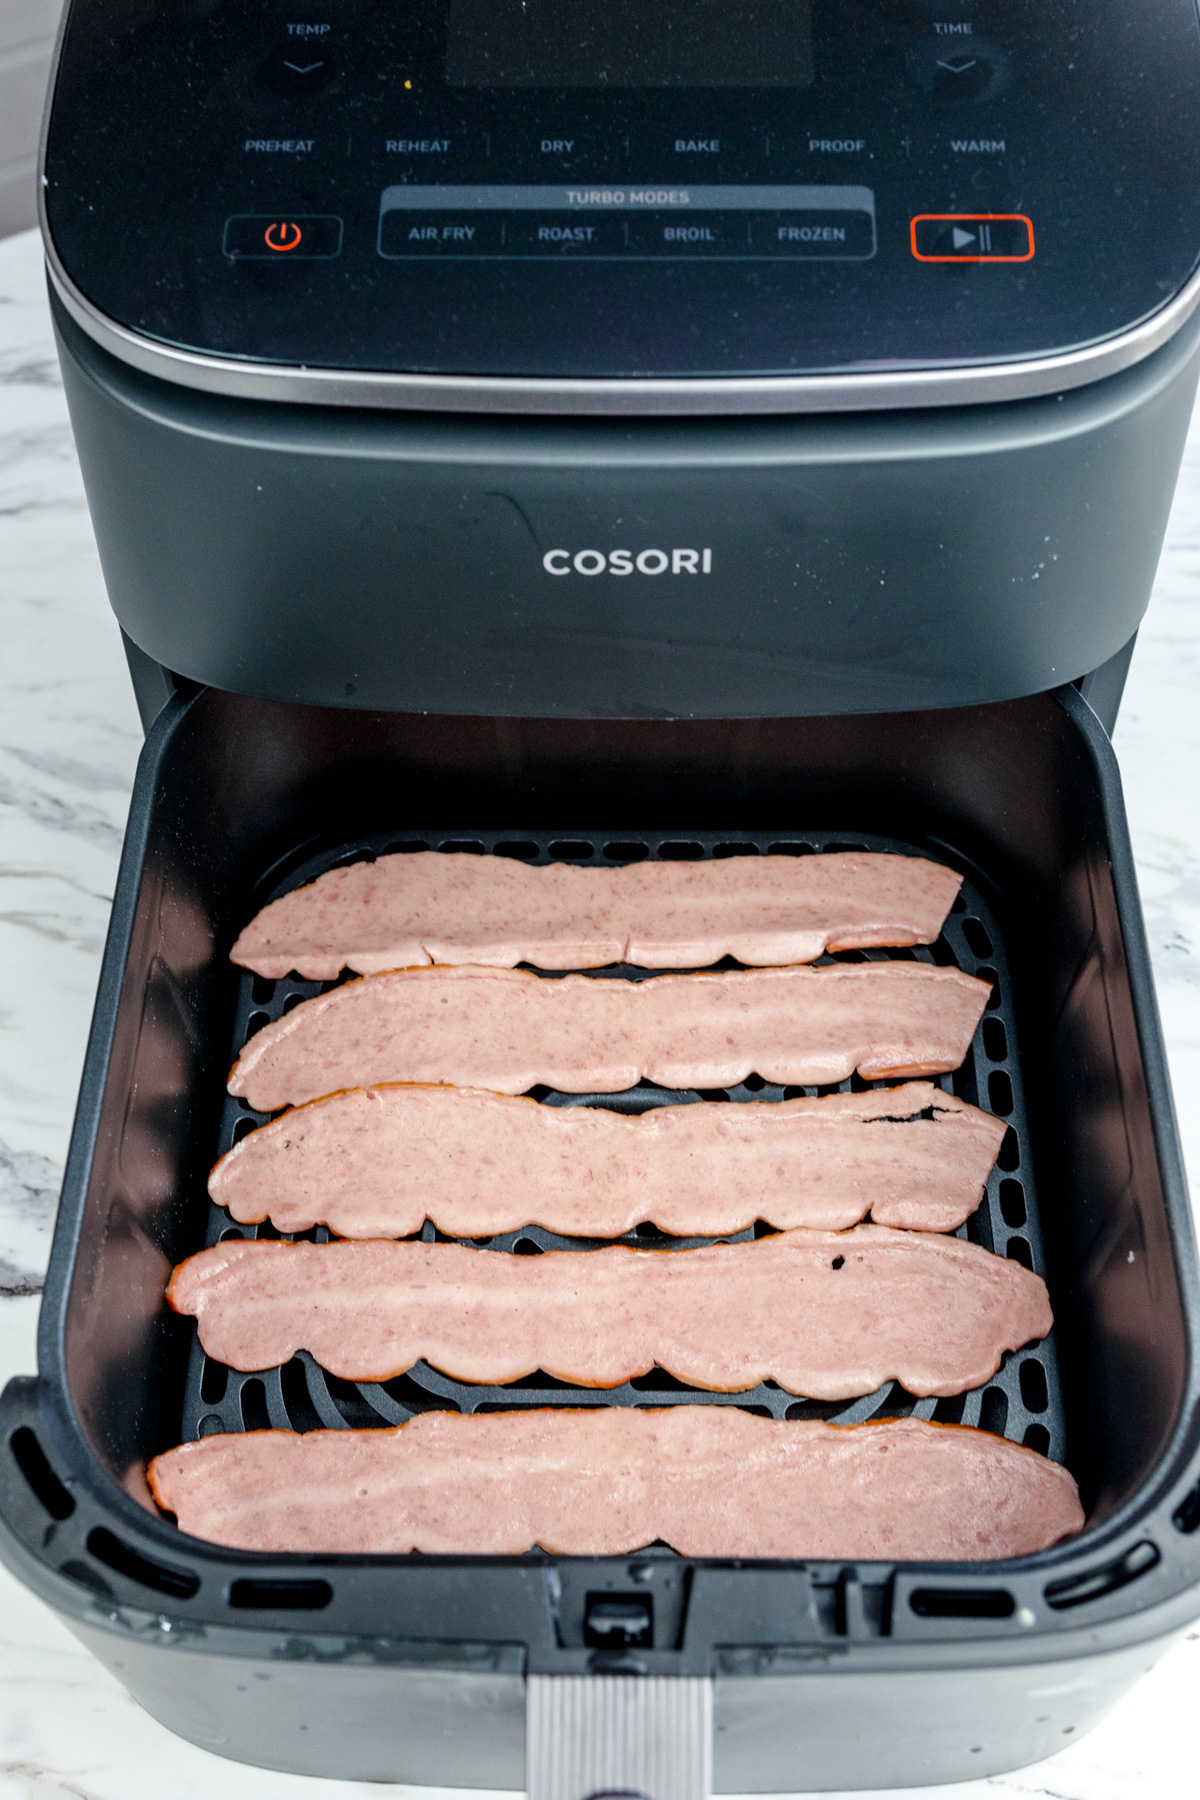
[{"left": 526, "top": 1674, "right": 713, "bottom": 1800}]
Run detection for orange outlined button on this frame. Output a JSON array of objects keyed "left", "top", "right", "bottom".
[
  {"left": 911, "top": 213, "right": 1034, "bottom": 262},
  {"left": 222, "top": 214, "right": 343, "bottom": 260},
  {"left": 264, "top": 219, "right": 303, "bottom": 252}
]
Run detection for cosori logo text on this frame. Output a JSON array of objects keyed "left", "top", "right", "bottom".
[{"left": 542, "top": 548, "right": 713, "bottom": 576}]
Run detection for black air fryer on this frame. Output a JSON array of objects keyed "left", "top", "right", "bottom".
[{"left": 4, "top": 1, "right": 1200, "bottom": 1794}]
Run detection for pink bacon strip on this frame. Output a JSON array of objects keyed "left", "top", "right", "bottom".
[
  {"left": 210, "top": 1081, "right": 1006, "bottom": 1239},
  {"left": 148, "top": 1409, "right": 1084, "bottom": 1560},
  {"left": 227, "top": 963, "right": 991, "bottom": 1112},
  {"left": 168, "top": 1225, "right": 1050, "bottom": 1400},
  {"left": 231, "top": 849, "right": 963, "bottom": 978}
]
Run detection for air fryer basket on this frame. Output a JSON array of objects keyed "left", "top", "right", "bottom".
[{"left": 3, "top": 683, "right": 1200, "bottom": 1794}]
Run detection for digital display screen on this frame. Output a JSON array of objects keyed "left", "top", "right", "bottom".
[{"left": 444, "top": 0, "right": 814, "bottom": 88}]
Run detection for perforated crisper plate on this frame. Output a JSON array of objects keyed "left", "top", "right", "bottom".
[{"left": 182, "top": 829, "right": 1065, "bottom": 1482}]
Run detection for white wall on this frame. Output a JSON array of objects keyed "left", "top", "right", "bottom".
[{"left": 0, "top": 0, "right": 63, "bottom": 238}]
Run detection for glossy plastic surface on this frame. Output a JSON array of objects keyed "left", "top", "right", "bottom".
[
  {"left": 52, "top": 294, "right": 1200, "bottom": 718},
  {"left": 42, "top": 0, "right": 1200, "bottom": 378}
]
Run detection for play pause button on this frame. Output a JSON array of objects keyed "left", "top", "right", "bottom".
[{"left": 911, "top": 213, "right": 1034, "bottom": 261}]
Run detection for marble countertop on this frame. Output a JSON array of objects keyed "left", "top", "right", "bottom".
[{"left": 2, "top": 221, "right": 1199, "bottom": 1800}]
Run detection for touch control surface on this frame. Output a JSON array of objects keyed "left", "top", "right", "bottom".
[
  {"left": 377, "top": 185, "right": 876, "bottom": 259},
  {"left": 41, "top": 0, "right": 1200, "bottom": 380}
]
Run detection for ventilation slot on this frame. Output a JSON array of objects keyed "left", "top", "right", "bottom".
[
  {"left": 1173, "top": 1478, "right": 1200, "bottom": 1535},
  {"left": 326, "top": 1372, "right": 391, "bottom": 1428},
  {"left": 909, "top": 1587, "right": 1015, "bottom": 1620},
  {"left": 10, "top": 1427, "right": 75, "bottom": 1521},
  {"left": 961, "top": 918, "right": 993, "bottom": 959},
  {"left": 979, "top": 1387, "right": 1009, "bottom": 1436},
  {"left": 1019, "top": 1360, "right": 1049, "bottom": 1414},
  {"left": 280, "top": 1358, "right": 324, "bottom": 1432},
  {"left": 988, "top": 1071, "right": 1015, "bottom": 1116},
  {"left": 200, "top": 1358, "right": 229, "bottom": 1405},
  {"left": 999, "top": 1179, "right": 1027, "bottom": 1228},
  {"left": 240, "top": 1378, "right": 271, "bottom": 1432},
  {"left": 1044, "top": 1541, "right": 1160, "bottom": 1610},
  {"left": 229, "top": 1578, "right": 333, "bottom": 1611},
  {"left": 87, "top": 1527, "right": 199, "bottom": 1599}
]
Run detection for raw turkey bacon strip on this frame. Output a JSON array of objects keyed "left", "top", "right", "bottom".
[
  {"left": 227, "top": 962, "right": 991, "bottom": 1111},
  {"left": 167, "top": 1225, "right": 1050, "bottom": 1399},
  {"left": 147, "top": 1409, "right": 1084, "bottom": 1559},
  {"left": 230, "top": 848, "right": 963, "bottom": 978},
  {"left": 209, "top": 1081, "right": 1006, "bottom": 1239}
]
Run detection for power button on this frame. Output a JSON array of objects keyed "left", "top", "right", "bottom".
[
  {"left": 222, "top": 215, "right": 343, "bottom": 260},
  {"left": 264, "top": 220, "right": 303, "bottom": 252}
]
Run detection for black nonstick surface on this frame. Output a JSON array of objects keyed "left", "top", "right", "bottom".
[{"left": 180, "top": 829, "right": 1066, "bottom": 1475}]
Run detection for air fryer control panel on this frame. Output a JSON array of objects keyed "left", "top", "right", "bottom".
[{"left": 43, "top": 0, "right": 1200, "bottom": 378}]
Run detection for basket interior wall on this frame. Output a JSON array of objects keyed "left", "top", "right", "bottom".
[{"left": 51, "top": 687, "right": 1189, "bottom": 1532}]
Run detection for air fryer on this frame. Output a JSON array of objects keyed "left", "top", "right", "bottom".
[{"left": 3, "top": 1, "right": 1200, "bottom": 1795}]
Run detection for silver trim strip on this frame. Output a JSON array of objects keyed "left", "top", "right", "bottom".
[
  {"left": 36, "top": 33, "right": 1200, "bottom": 417},
  {"left": 44, "top": 242, "right": 1200, "bottom": 415}
]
